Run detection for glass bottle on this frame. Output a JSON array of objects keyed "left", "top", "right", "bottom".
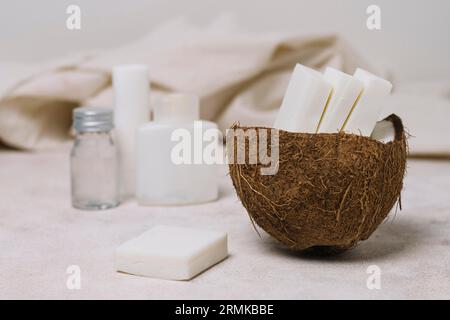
[{"left": 71, "top": 107, "right": 120, "bottom": 210}]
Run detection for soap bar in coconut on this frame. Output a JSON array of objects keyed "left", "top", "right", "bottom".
[
  {"left": 116, "top": 225, "right": 228, "bottom": 280},
  {"left": 274, "top": 64, "right": 332, "bottom": 133},
  {"left": 317, "top": 67, "right": 363, "bottom": 133},
  {"left": 229, "top": 114, "right": 407, "bottom": 252},
  {"left": 371, "top": 119, "right": 396, "bottom": 143},
  {"left": 342, "top": 68, "right": 392, "bottom": 136}
]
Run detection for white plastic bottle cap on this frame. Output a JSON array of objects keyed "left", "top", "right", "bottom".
[{"left": 153, "top": 93, "right": 200, "bottom": 123}]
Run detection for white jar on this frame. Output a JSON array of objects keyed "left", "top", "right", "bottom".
[{"left": 136, "top": 94, "right": 219, "bottom": 205}]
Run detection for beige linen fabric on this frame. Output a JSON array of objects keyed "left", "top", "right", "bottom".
[
  {"left": 0, "top": 17, "right": 449, "bottom": 155},
  {"left": 0, "top": 18, "right": 371, "bottom": 150}
]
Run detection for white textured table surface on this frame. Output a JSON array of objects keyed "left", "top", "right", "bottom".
[{"left": 0, "top": 147, "right": 449, "bottom": 300}]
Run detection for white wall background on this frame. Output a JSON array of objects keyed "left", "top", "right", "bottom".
[{"left": 1, "top": 0, "right": 449, "bottom": 81}]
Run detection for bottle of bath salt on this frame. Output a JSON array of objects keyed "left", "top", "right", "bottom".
[
  {"left": 71, "top": 107, "right": 119, "bottom": 210},
  {"left": 136, "top": 94, "right": 219, "bottom": 205}
]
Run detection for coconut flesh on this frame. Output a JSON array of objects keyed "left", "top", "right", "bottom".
[{"left": 228, "top": 114, "right": 407, "bottom": 251}]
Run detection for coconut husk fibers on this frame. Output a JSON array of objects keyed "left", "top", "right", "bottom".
[{"left": 228, "top": 114, "right": 407, "bottom": 251}]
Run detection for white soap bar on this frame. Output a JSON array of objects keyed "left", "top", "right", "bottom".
[
  {"left": 317, "top": 67, "right": 363, "bottom": 133},
  {"left": 115, "top": 225, "right": 228, "bottom": 280},
  {"left": 370, "top": 119, "right": 396, "bottom": 143},
  {"left": 274, "top": 64, "right": 332, "bottom": 133},
  {"left": 342, "top": 68, "right": 392, "bottom": 136}
]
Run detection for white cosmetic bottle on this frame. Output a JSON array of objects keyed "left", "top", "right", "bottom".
[
  {"left": 136, "top": 94, "right": 219, "bottom": 205},
  {"left": 113, "top": 65, "right": 150, "bottom": 198}
]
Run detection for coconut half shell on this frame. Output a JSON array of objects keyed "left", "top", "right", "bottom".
[{"left": 228, "top": 114, "right": 407, "bottom": 251}]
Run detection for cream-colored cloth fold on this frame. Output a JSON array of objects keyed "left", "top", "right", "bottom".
[
  {"left": 1, "top": 17, "right": 449, "bottom": 156},
  {"left": 0, "top": 17, "right": 372, "bottom": 150}
]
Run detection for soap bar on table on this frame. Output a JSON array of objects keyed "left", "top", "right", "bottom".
[
  {"left": 115, "top": 225, "right": 228, "bottom": 280},
  {"left": 317, "top": 67, "right": 363, "bottom": 133},
  {"left": 342, "top": 68, "right": 392, "bottom": 136},
  {"left": 274, "top": 64, "right": 332, "bottom": 133}
]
